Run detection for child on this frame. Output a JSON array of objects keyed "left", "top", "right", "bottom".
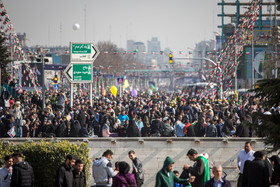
[{"left": 173, "top": 170, "right": 183, "bottom": 187}]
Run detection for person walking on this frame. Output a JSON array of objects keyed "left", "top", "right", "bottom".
[
  {"left": 92, "top": 150, "right": 117, "bottom": 187},
  {"left": 236, "top": 141, "right": 254, "bottom": 187},
  {"left": 128, "top": 150, "right": 144, "bottom": 187},
  {"left": 10, "top": 152, "right": 34, "bottom": 187},
  {"left": 242, "top": 151, "right": 270, "bottom": 187},
  {"left": 55, "top": 154, "right": 76, "bottom": 187},
  {"left": 155, "top": 156, "right": 193, "bottom": 187},
  {"left": 184, "top": 149, "right": 210, "bottom": 187}
]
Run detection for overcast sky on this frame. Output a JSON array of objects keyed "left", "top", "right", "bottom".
[{"left": 3, "top": 0, "right": 271, "bottom": 51}]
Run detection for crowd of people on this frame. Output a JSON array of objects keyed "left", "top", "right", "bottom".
[
  {"left": 0, "top": 84, "right": 279, "bottom": 139},
  {"left": 0, "top": 143, "right": 280, "bottom": 186}
]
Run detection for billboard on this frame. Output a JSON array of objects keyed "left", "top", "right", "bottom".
[
  {"left": 21, "top": 62, "right": 43, "bottom": 89},
  {"left": 243, "top": 45, "right": 267, "bottom": 81}
]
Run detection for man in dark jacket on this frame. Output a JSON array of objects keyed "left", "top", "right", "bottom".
[
  {"left": 222, "top": 116, "right": 235, "bottom": 137},
  {"left": 204, "top": 165, "right": 231, "bottom": 187},
  {"left": 73, "top": 159, "right": 86, "bottom": 187},
  {"left": 128, "top": 150, "right": 144, "bottom": 187},
  {"left": 150, "top": 115, "right": 162, "bottom": 137},
  {"left": 11, "top": 152, "right": 34, "bottom": 187},
  {"left": 184, "top": 149, "right": 210, "bottom": 187},
  {"left": 242, "top": 151, "right": 270, "bottom": 187},
  {"left": 55, "top": 154, "right": 76, "bottom": 187}
]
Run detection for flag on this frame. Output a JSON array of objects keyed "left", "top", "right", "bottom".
[
  {"left": 123, "top": 78, "right": 129, "bottom": 90},
  {"left": 149, "top": 81, "right": 156, "bottom": 90},
  {"left": 7, "top": 126, "right": 16, "bottom": 138},
  {"left": 104, "top": 51, "right": 108, "bottom": 54},
  {"left": 234, "top": 91, "right": 238, "bottom": 101},
  {"left": 172, "top": 96, "right": 177, "bottom": 107}
]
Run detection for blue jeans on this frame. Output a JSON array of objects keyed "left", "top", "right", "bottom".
[{"left": 15, "top": 118, "right": 23, "bottom": 137}]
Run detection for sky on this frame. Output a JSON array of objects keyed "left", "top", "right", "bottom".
[{"left": 2, "top": 0, "right": 268, "bottom": 51}]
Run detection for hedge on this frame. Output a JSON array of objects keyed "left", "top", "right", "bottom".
[{"left": 0, "top": 140, "right": 91, "bottom": 187}]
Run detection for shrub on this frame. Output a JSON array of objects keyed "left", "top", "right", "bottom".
[{"left": 0, "top": 140, "right": 91, "bottom": 187}]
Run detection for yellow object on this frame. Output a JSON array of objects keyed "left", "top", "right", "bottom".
[
  {"left": 102, "top": 90, "right": 106, "bottom": 96},
  {"left": 110, "top": 86, "right": 118, "bottom": 96},
  {"left": 234, "top": 91, "right": 238, "bottom": 101},
  {"left": 123, "top": 79, "right": 129, "bottom": 90}
]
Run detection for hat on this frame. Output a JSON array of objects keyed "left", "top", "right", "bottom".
[{"left": 16, "top": 101, "right": 20, "bottom": 105}]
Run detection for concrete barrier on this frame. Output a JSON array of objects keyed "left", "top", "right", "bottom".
[{"left": 0, "top": 137, "right": 267, "bottom": 187}]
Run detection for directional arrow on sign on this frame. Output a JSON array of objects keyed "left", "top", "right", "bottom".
[{"left": 63, "top": 63, "right": 73, "bottom": 82}]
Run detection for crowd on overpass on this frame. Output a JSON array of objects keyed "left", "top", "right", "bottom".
[{"left": 0, "top": 83, "right": 279, "bottom": 139}]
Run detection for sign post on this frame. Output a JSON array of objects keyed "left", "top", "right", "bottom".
[{"left": 64, "top": 42, "right": 100, "bottom": 107}]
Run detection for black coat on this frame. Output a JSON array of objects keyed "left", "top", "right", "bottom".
[
  {"left": 11, "top": 161, "right": 34, "bottom": 187},
  {"left": 70, "top": 120, "right": 81, "bottom": 137},
  {"left": 55, "top": 163, "right": 73, "bottom": 187},
  {"left": 222, "top": 119, "right": 234, "bottom": 136},
  {"left": 73, "top": 170, "right": 86, "bottom": 187},
  {"left": 242, "top": 159, "right": 270, "bottom": 187},
  {"left": 56, "top": 121, "right": 67, "bottom": 137},
  {"left": 77, "top": 111, "right": 88, "bottom": 126},
  {"left": 185, "top": 124, "right": 196, "bottom": 137},
  {"left": 127, "top": 119, "right": 140, "bottom": 137},
  {"left": 204, "top": 177, "right": 231, "bottom": 187},
  {"left": 132, "top": 157, "right": 144, "bottom": 182},
  {"left": 236, "top": 123, "right": 249, "bottom": 137},
  {"left": 188, "top": 158, "right": 206, "bottom": 187},
  {"left": 150, "top": 119, "right": 162, "bottom": 135}
]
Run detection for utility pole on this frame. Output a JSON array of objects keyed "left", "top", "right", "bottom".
[{"left": 41, "top": 53, "right": 45, "bottom": 109}]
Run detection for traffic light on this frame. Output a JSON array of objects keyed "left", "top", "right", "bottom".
[
  {"left": 169, "top": 53, "right": 173, "bottom": 64},
  {"left": 54, "top": 74, "right": 58, "bottom": 83}
]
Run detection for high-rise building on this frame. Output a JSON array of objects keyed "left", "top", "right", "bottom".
[{"left": 147, "top": 37, "right": 161, "bottom": 53}]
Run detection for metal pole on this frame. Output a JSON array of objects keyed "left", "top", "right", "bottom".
[
  {"left": 41, "top": 53, "right": 45, "bottom": 109},
  {"left": 90, "top": 82, "right": 93, "bottom": 107},
  {"left": 70, "top": 83, "right": 73, "bottom": 108},
  {"left": 235, "top": 46, "right": 238, "bottom": 92},
  {"left": 251, "top": 30, "right": 255, "bottom": 87}
]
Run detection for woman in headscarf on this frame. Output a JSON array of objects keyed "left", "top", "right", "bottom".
[
  {"left": 112, "top": 161, "right": 136, "bottom": 187},
  {"left": 269, "top": 155, "right": 280, "bottom": 185}
]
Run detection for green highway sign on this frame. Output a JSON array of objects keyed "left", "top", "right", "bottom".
[
  {"left": 72, "top": 43, "right": 91, "bottom": 54},
  {"left": 73, "top": 64, "right": 92, "bottom": 81},
  {"left": 63, "top": 63, "right": 93, "bottom": 83},
  {"left": 70, "top": 42, "right": 100, "bottom": 62}
]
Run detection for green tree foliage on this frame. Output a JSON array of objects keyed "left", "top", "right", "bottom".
[
  {"left": 0, "top": 32, "right": 11, "bottom": 84},
  {"left": 249, "top": 79, "right": 280, "bottom": 152},
  {"left": 0, "top": 140, "right": 91, "bottom": 187}
]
